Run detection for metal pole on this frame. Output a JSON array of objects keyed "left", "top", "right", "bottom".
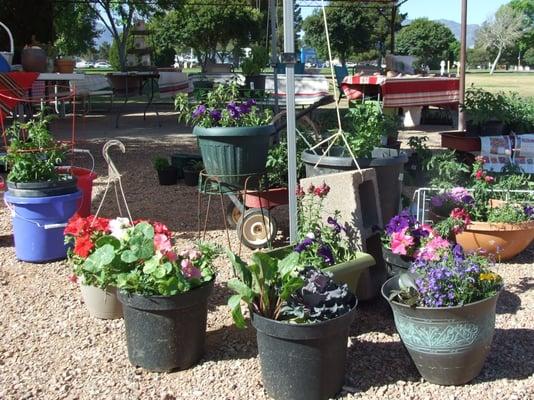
[
  {"left": 269, "top": 0, "right": 279, "bottom": 113},
  {"left": 283, "top": 0, "right": 298, "bottom": 242},
  {"left": 458, "top": 0, "right": 467, "bottom": 131}
]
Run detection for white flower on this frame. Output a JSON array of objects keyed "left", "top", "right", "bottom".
[
  {"left": 306, "top": 232, "right": 315, "bottom": 240},
  {"left": 109, "top": 217, "right": 131, "bottom": 241}
]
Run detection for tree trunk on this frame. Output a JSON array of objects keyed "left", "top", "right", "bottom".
[{"left": 490, "top": 47, "right": 502, "bottom": 74}]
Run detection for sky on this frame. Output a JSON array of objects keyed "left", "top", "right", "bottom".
[{"left": 301, "top": 0, "right": 511, "bottom": 24}]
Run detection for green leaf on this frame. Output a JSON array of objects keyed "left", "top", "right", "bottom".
[
  {"left": 278, "top": 252, "right": 300, "bottom": 278},
  {"left": 142, "top": 256, "right": 159, "bottom": 274},
  {"left": 227, "top": 278, "right": 254, "bottom": 301},
  {"left": 226, "top": 250, "right": 252, "bottom": 286},
  {"left": 134, "top": 222, "right": 154, "bottom": 239},
  {"left": 121, "top": 250, "right": 138, "bottom": 263},
  {"left": 251, "top": 253, "right": 277, "bottom": 282},
  {"left": 153, "top": 266, "right": 167, "bottom": 279},
  {"left": 279, "top": 277, "right": 304, "bottom": 301},
  {"left": 95, "top": 235, "right": 120, "bottom": 249},
  {"left": 228, "top": 294, "right": 247, "bottom": 329}
]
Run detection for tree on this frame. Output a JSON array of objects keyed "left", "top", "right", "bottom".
[
  {"left": 302, "top": 4, "right": 373, "bottom": 65},
  {"left": 151, "top": 2, "right": 262, "bottom": 71},
  {"left": 53, "top": 2, "right": 98, "bottom": 56},
  {"left": 525, "top": 48, "right": 534, "bottom": 65},
  {"left": 80, "top": 0, "right": 179, "bottom": 71},
  {"left": 509, "top": 0, "right": 534, "bottom": 65},
  {"left": 467, "top": 47, "right": 491, "bottom": 69},
  {"left": 476, "top": 5, "right": 526, "bottom": 74},
  {"left": 396, "top": 18, "right": 457, "bottom": 70}
]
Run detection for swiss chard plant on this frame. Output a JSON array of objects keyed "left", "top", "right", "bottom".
[{"left": 226, "top": 251, "right": 355, "bottom": 327}]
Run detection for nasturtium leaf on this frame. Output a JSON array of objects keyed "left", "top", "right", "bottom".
[
  {"left": 95, "top": 235, "right": 121, "bottom": 250},
  {"left": 153, "top": 266, "right": 167, "bottom": 279},
  {"left": 121, "top": 250, "right": 138, "bottom": 263}
]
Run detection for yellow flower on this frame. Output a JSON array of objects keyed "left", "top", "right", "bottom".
[{"left": 479, "top": 272, "right": 499, "bottom": 282}]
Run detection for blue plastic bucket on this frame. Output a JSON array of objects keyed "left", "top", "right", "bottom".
[{"left": 5, "top": 190, "right": 82, "bottom": 263}]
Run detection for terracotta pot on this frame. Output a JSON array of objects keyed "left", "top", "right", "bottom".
[
  {"left": 55, "top": 59, "right": 75, "bottom": 73},
  {"left": 80, "top": 284, "right": 123, "bottom": 319},
  {"left": 21, "top": 47, "right": 47, "bottom": 72},
  {"left": 455, "top": 220, "right": 534, "bottom": 261}
]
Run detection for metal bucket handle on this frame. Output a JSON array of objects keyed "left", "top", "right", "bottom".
[
  {"left": 3, "top": 198, "right": 70, "bottom": 230},
  {"left": 0, "top": 22, "right": 14, "bottom": 63}
]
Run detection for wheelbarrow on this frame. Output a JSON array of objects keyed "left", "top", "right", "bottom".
[
  {"left": 0, "top": 22, "right": 14, "bottom": 67},
  {"left": 225, "top": 187, "right": 289, "bottom": 249}
]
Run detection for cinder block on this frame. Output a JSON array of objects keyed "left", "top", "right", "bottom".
[{"left": 301, "top": 168, "right": 386, "bottom": 300}]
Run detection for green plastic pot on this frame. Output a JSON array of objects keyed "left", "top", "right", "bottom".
[
  {"left": 264, "top": 245, "right": 375, "bottom": 295},
  {"left": 193, "top": 124, "right": 275, "bottom": 188},
  {"left": 382, "top": 275, "right": 501, "bottom": 385}
]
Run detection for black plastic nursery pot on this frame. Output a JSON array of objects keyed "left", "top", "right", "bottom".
[
  {"left": 193, "top": 125, "right": 275, "bottom": 188},
  {"left": 244, "top": 75, "right": 266, "bottom": 90},
  {"left": 301, "top": 149, "right": 408, "bottom": 225},
  {"left": 171, "top": 153, "right": 202, "bottom": 179},
  {"left": 117, "top": 279, "right": 214, "bottom": 372},
  {"left": 157, "top": 166, "right": 178, "bottom": 185},
  {"left": 382, "top": 246, "right": 414, "bottom": 277},
  {"left": 251, "top": 301, "right": 357, "bottom": 400},
  {"left": 7, "top": 175, "right": 78, "bottom": 198},
  {"left": 182, "top": 167, "right": 200, "bottom": 186},
  {"left": 382, "top": 275, "right": 501, "bottom": 385}
]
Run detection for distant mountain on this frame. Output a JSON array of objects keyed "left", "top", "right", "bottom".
[
  {"left": 402, "top": 19, "right": 480, "bottom": 48},
  {"left": 436, "top": 19, "right": 479, "bottom": 48}
]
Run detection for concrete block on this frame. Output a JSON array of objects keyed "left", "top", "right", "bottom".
[{"left": 301, "top": 168, "right": 387, "bottom": 300}]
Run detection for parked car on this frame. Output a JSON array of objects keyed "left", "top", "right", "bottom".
[
  {"left": 75, "top": 60, "right": 93, "bottom": 69},
  {"left": 94, "top": 61, "right": 112, "bottom": 69}
]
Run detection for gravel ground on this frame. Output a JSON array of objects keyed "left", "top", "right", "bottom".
[{"left": 0, "top": 136, "right": 532, "bottom": 400}]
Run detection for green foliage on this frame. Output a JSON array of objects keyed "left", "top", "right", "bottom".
[
  {"left": 426, "top": 151, "right": 470, "bottom": 189},
  {"left": 487, "top": 203, "right": 533, "bottom": 224},
  {"left": 226, "top": 251, "right": 303, "bottom": 328},
  {"left": 153, "top": 157, "right": 170, "bottom": 172},
  {"left": 344, "top": 102, "right": 386, "bottom": 158},
  {"left": 407, "top": 136, "right": 432, "bottom": 167},
  {"left": 4, "top": 115, "right": 67, "bottom": 183},
  {"left": 53, "top": 1, "right": 97, "bottom": 56},
  {"left": 186, "top": 159, "right": 204, "bottom": 172},
  {"left": 302, "top": 4, "right": 373, "bottom": 65},
  {"left": 241, "top": 46, "right": 269, "bottom": 76},
  {"left": 396, "top": 18, "right": 458, "bottom": 69},
  {"left": 462, "top": 87, "right": 508, "bottom": 126},
  {"left": 502, "top": 92, "right": 534, "bottom": 132}
]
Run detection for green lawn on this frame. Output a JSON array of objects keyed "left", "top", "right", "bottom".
[{"left": 466, "top": 72, "right": 534, "bottom": 98}]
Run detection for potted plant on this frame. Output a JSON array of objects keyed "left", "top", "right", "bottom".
[
  {"left": 433, "top": 157, "right": 534, "bottom": 260},
  {"left": 241, "top": 46, "right": 270, "bottom": 90},
  {"left": 405, "top": 136, "right": 432, "bottom": 186},
  {"left": 301, "top": 102, "right": 407, "bottom": 224},
  {"left": 382, "top": 244, "right": 503, "bottom": 385},
  {"left": 55, "top": 56, "right": 75, "bottom": 73},
  {"left": 3, "top": 115, "right": 81, "bottom": 262},
  {"left": 182, "top": 159, "right": 204, "bottom": 187},
  {"left": 429, "top": 187, "right": 474, "bottom": 222},
  {"left": 153, "top": 157, "right": 177, "bottom": 185},
  {"left": 64, "top": 214, "right": 123, "bottom": 319},
  {"left": 175, "top": 82, "right": 274, "bottom": 188},
  {"left": 227, "top": 251, "right": 357, "bottom": 400},
  {"left": 382, "top": 210, "right": 448, "bottom": 277},
  {"left": 110, "top": 219, "right": 219, "bottom": 371},
  {"left": 461, "top": 87, "right": 507, "bottom": 136}
]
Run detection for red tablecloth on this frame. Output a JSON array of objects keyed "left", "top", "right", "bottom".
[
  {"left": 341, "top": 75, "right": 460, "bottom": 108},
  {"left": 0, "top": 72, "right": 40, "bottom": 119}
]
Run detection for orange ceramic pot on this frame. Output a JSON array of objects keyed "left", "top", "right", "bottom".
[
  {"left": 54, "top": 59, "right": 75, "bottom": 73},
  {"left": 455, "top": 220, "right": 534, "bottom": 261}
]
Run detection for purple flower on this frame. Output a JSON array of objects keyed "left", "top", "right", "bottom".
[
  {"left": 430, "top": 195, "right": 444, "bottom": 208},
  {"left": 327, "top": 216, "right": 343, "bottom": 234},
  {"left": 210, "top": 109, "right": 221, "bottom": 122},
  {"left": 245, "top": 98, "right": 256, "bottom": 107},
  {"left": 294, "top": 237, "right": 314, "bottom": 253},
  {"left": 227, "top": 102, "right": 240, "bottom": 119},
  {"left": 452, "top": 244, "right": 464, "bottom": 262},
  {"left": 317, "top": 245, "right": 334, "bottom": 265},
  {"left": 385, "top": 211, "right": 413, "bottom": 235},
  {"left": 524, "top": 205, "right": 534, "bottom": 220},
  {"left": 450, "top": 187, "right": 473, "bottom": 204},
  {"left": 192, "top": 104, "right": 206, "bottom": 118}
]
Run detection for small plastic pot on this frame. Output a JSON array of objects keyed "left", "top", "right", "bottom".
[
  {"left": 157, "top": 166, "right": 178, "bottom": 185},
  {"left": 182, "top": 167, "right": 200, "bottom": 187}
]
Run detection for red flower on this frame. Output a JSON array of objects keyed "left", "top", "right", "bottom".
[
  {"left": 87, "top": 216, "right": 110, "bottom": 233},
  {"left": 306, "top": 184, "right": 315, "bottom": 194},
  {"left": 74, "top": 235, "right": 94, "bottom": 258},
  {"left": 314, "top": 183, "right": 330, "bottom": 198},
  {"left": 475, "top": 170, "right": 484, "bottom": 180},
  {"left": 153, "top": 221, "right": 170, "bottom": 236},
  {"left": 485, "top": 175, "right": 494, "bottom": 183},
  {"left": 64, "top": 214, "right": 87, "bottom": 236}
]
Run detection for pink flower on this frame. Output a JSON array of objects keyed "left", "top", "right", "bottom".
[
  {"left": 485, "top": 175, "right": 494, "bottom": 183},
  {"left": 154, "top": 233, "right": 172, "bottom": 252},
  {"left": 415, "top": 237, "right": 450, "bottom": 261},
  {"left": 390, "top": 227, "right": 414, "bottom": 256},
  {"left": 188, "top": 250, "right": 202, "bottom": 260},
  {"left": 166, "top": 251, "right": 177, "bottom": 262},
  {"left": 180, "top": 258, "right": 201, "bottom": 279}
]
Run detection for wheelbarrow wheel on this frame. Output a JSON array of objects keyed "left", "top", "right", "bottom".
[
  {"left": 237, "top": 208, "right": 277, "bottom": 249},
  {"left": 225, "top": 202, "right": 243, "bottom": 229}
]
